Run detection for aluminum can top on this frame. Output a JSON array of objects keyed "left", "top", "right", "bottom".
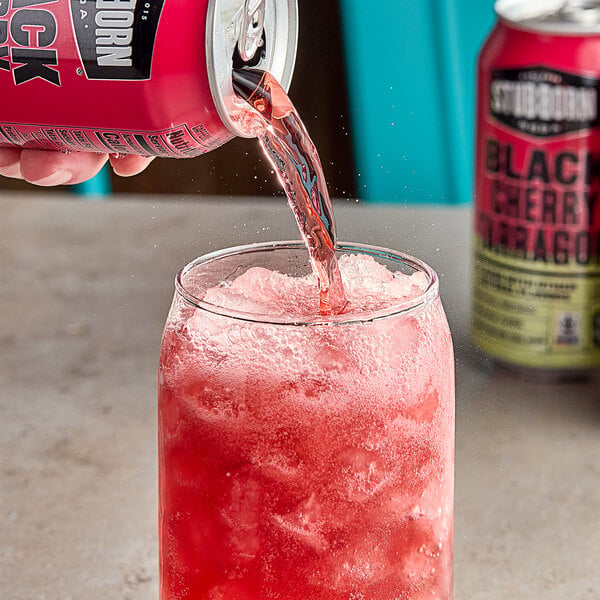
[
  {"left": 208, "top": 0, "right": 298, "bottom": 137},
  {"left": 495, "top": 0, "right": 600, "bottom": 35}
]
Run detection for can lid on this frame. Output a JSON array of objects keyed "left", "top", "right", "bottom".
[
  {"left": 496, "top": 0, "right": 600, "bottom": 34},
  {"left": 207, "top": 0, "right": 298, "bottom": 138}
]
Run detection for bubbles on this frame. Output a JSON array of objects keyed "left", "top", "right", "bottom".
[
  {"left": 322, "top": 538, "right": 391, "bottom": 592},
  {"left": 226, "top": 323, "right": 255, "bottom": 345},
  {"left": 395, "top": 520, "right": 445, "bottom": 589}
]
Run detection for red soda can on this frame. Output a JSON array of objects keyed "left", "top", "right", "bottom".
[
  {"left": 472, "top": 0, "right": 600, "bottom": 379},
  {"left": 0, "top": 0, "right": 297, "bottom": 157}
]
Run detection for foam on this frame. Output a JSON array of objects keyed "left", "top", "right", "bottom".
[
  {"left": 163, "top": 253, "right": 452, "bottom": 450},
  {"left": 203, "top": 266, "right": 320, "bottom": 318},
  {"left": 200, "top": 255, "right": 428, "bottom": 320}
]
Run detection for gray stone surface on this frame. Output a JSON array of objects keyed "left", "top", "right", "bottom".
[{"left": 1, "top": 195, "right": 599, "bottom": 599}]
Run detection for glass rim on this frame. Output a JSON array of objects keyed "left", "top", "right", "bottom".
[{"left": 175, "top": 241, "right": 440, "bottom": 326}]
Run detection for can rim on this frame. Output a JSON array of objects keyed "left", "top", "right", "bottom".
[
  {"left": 206, "top": 0, "right": 298, "bottom": 138},
  {"left": 495, "top": 0, "right": 600, "bottom": 34}
]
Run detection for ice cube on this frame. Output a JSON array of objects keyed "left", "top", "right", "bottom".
[
  {"left": 315, "top": 343, "right": 350, "bottom": 373},
  {"left": 386, "top": 269, "right": 428, "bottom": 300},
  {"left": 221, "top": 469, "right": 262, "bottom": 561},
  {"left": 164, "top": 503, "right": 224, "bottom": 588},
  {"left": 406, "top": 386, "right": 440, "bottom": 424},
  {"left": 336, "top": 448, "right": 393, "bottom": 502},
  {"left": 388, "top": 519, "right": 442, "bottom": 586},
  {"left": 386, "top": 317, "right": 420, "bottom": 369},
  {"left": 271, "top": 493, "right": 329, "bottom": 552},
  {"left": 250, "top": 447, "right": 301, "bottom": 485},
  {"left": 339, "top": 253, "right": 395, "bottom": 285}
]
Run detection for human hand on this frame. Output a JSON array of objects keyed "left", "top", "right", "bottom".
[{"left": 0, "top": 148, "right": 154, "bottom": 186}]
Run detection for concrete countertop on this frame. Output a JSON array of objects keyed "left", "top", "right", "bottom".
[{"left": 1, "top": 195, "right": 599, "bottom": 600}]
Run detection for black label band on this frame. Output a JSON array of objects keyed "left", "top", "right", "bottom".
[
  {"left": 71, "top": 0, "right": 165, "bottom": 80},
  {"left": 490, "top": 66, "right": 600, "bottom": 137}
]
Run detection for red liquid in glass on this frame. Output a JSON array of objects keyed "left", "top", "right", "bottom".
[{"left": 159, "top": 260, "right": 454, "bottom": 600}]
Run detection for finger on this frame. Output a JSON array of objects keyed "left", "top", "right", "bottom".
[
  {"left": 19, "top": 149, "right": 108, "bottom": 186},
  {"left": 109, "top": 154, "right": 155, "bottom": 177},
  {"left": 0, "top": 148, "right": 23, "bottom": 179}
]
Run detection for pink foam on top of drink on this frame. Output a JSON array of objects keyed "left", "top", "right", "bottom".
[
  {"left": 199, "top": 254, "right": 430, "bottom": 320},
  {"left": 159, "top": 253, "right": 454, "bottom": 600}
]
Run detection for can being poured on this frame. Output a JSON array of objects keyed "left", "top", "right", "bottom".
[
  {"left": 472, "top": 0, "right": 600, "bottom": 380},
  {"left": 0, "top": 0, "right": 297, "bottom": 157}
]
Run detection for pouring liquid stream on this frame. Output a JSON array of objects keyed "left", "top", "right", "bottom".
[{"left": 231, "top": 68, "right": 348, "bottom": 315}]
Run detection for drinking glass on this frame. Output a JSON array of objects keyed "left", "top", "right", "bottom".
[{"left": 158, "top": 241, "right": 454, "bottom": 600}]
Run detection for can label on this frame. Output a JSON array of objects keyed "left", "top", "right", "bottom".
[
  {"left": 0, "top": 120, "right": 226, "bottom": 156},
  {"left": 71, "top": 0, "right": 165, "bottom": 81},
  {"left": 0, "top": 0, "right": 235, "bottom": 157},
  {"left": 0, "top": 0, "right": 164, "bottom": 85},
  {"left": 0, "top": 0, "right": 62, "bottom": 86},
  {"left": 474, "top": 63, "right": 600, "bottom": 370},
  {"left": 490, "top": 66, "right": 600, "bottom": 136}
]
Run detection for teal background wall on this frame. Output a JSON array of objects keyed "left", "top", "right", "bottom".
[
  {"left": 73, "top": 166, "right": 112, "bottom": 198},
  {"left": 340, "top": 0, "right": 497, "bottom": 203}
]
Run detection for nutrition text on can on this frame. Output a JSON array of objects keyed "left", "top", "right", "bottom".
[{"left": 472, "top": 0, "right": 600, "bottom": 377}]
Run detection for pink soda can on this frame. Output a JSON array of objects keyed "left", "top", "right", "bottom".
[
  {"left": 0, "top": 0, "right": 297, "bottom": 156},
  {"left": 159, "top": 242, "right": 455, "bottom": 600}
]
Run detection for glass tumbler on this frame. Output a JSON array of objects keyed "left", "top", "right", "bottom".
[{"left": 158, "top": 241, "right": 455, "bottom": 600}]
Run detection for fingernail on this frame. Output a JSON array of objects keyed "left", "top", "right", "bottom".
[
  {"left": 0, "top": 162, "right": 22, "bottom": 179},
  {"left": 31, "top": 170, "right": 73, "bottom": 186}
]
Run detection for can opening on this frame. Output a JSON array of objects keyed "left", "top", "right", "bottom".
[
  {"left": 207, "top": 0, "right": 298, "bottom": 138},
  {"left": 231, "top": 67, "right": 265, "bottom": 102}
]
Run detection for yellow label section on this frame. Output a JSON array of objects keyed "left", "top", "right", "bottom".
[{"left": 472, "top": 239, "right": 600, "bottom": 369}]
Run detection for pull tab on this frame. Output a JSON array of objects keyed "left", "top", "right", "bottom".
[
  {"left": 561, "top": 0, "right": 600, "bottom": 23},
  {"left": 238, "top": 0, "right": 266, "bottom": 63}
]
